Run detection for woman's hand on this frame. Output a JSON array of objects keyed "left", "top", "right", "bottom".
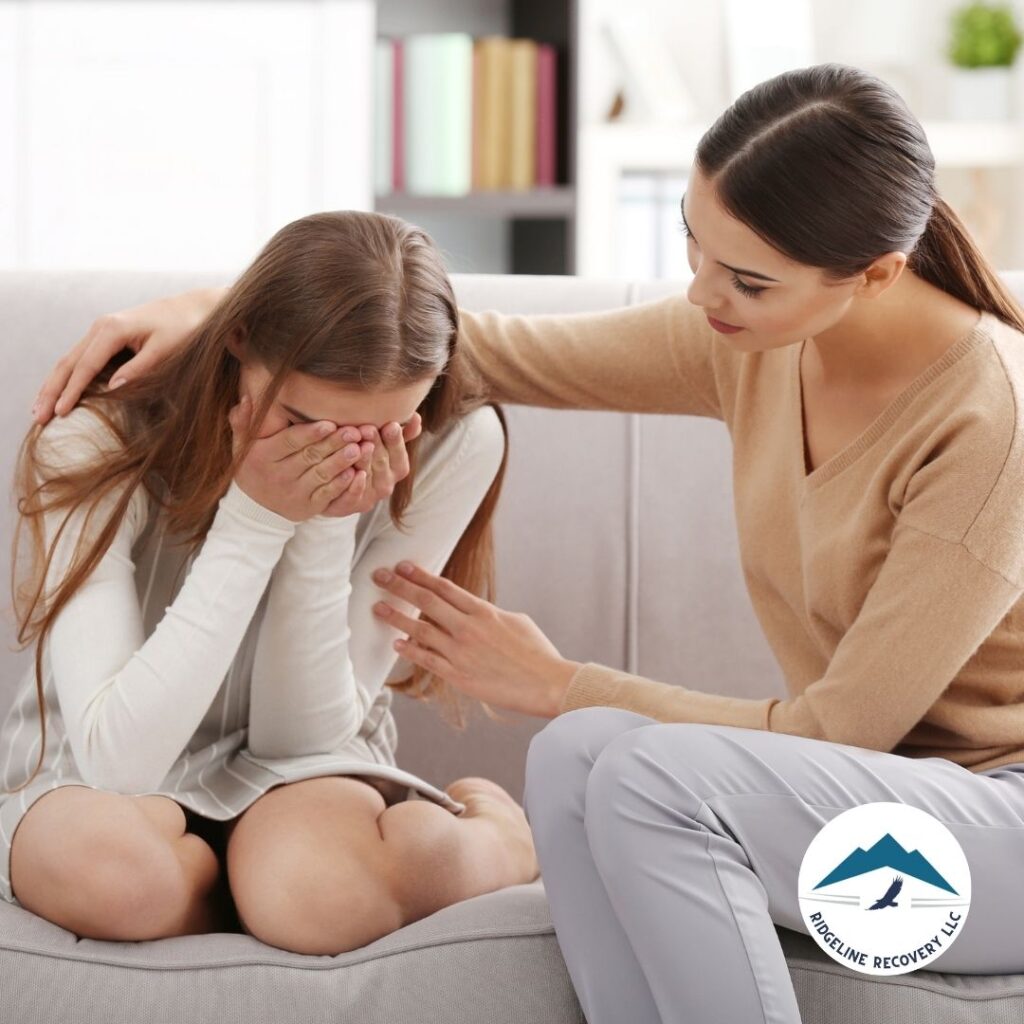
[
  {"left": 369, "top": 562, "right": 583, "bottom": 718},
  {"left": 31, "top": 286, "right": 225, "bottom": 424}
]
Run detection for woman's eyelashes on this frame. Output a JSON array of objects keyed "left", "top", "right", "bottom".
[
  {"left": 730, "top": 276, "right": 765, "bottom": 298},
  {"left": 679, "top": 221, "right": 766, "bottom": 298}
]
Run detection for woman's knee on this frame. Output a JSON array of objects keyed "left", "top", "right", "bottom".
[
  {"left": 528, "top": 707, "right": 654, "bottom": 768},
  {"left": 524, "top": 707, "right": 656, "bottom": 816},
  {"left": 584, "top": 725, "right": 705, "bottom": 840}
]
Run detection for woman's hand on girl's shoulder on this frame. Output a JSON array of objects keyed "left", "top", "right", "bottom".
[{"left": 31, "top": 286, "right": 224, "bottom": 426}]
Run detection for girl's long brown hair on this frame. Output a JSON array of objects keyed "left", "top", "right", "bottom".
[
  {"left": 694, "top": 62, "right": 1024, "bottom": 329},
  {"left": 7, "top": 210, "right": 509, "bottom": 794}
]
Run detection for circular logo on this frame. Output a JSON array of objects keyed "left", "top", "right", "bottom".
[{"left": 797, "top": 801, "right": 971, "bottom": 976}]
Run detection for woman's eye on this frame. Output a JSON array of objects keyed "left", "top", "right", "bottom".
[
  {"left": 731, "top": 275, "right": 765, "bottom": 298},
  {"left": 680, "top": 221, "right": 765, "bottom": 298}
]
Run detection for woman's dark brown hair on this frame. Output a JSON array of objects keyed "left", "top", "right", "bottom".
[
  {"left": 6, "top": 210, "right": 509, "bottom": 794},
  {"left": 694, "top": 62, "right": 1024, "bottom": 330}
]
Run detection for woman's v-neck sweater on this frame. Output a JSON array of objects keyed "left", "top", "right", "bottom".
[{"left": 457, "top": 294, "right": 1024, "bottom": 774}]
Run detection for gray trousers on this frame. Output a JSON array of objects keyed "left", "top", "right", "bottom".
[{"left": 522, "top": 706, "right": 1024, "bottom": 1024}]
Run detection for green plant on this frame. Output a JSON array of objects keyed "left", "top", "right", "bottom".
[{"left": 947, "top": 2, "right": 1022, "bottom": 67}]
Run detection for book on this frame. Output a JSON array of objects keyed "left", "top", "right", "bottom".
[
  {"left": 508, "top": 39, "right": 538, "bottom": 191},
  {"left": 403, "top": 33, "right": 474, "bottom": 195},
  {"left": 536, "top": 43, "right": 557, "bottom": 187}
]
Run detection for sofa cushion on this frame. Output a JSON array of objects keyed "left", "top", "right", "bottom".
[
  {"left": 0, "top": 881, "right": 584, "bottom": 1024},
  {"left": 4, "top": 883, "right": 1024, "bottom": 1024}
]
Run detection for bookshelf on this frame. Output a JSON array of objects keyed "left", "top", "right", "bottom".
[
  {"left": 373, "top": 1, "right": 1024, "bottom": 279},
  {"left": 373, "top": 0, "right": 578, "bottom": 275}
]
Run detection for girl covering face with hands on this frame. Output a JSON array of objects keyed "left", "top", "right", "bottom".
[{"left": 1, "top": 209, "right": 538, "bottom": 954}]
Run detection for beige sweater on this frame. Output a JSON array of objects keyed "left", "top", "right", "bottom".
[{"left": 458, "top": 294, "right": 1024, "bottom": 774}]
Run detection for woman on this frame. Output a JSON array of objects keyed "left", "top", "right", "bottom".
[
  {"left": 31, "top": 64, "right": 1024, "bottom": 1020},
  {"left": 5, "top": 208, "right": 539, "bottom": 956}
]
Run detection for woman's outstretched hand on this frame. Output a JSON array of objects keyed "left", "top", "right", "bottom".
[
  {"left": 369, "top": 562, "right": 583, "bottom": 719},
  {"left": 31, "top": 286, "right": 225, "bottom": 425}
]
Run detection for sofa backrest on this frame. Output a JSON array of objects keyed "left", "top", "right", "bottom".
[{"left": 2, "top": 269, "right": 1022, "bottom": 800}]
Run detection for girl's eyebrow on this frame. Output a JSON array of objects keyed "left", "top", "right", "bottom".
[
  {"left": 280, "top": 402, "right": 410, "bottom": 427},
  {"left": 280, "top": 402, "right": 318, "bottom": 423}
]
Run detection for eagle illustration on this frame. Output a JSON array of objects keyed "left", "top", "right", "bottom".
[{"left": 867, "top": 875, "right": 903, "bottom": 910}]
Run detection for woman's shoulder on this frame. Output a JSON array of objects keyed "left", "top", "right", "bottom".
[
  {"left": 984, "top": 310, "right": 1024, "bottom": 415},
  {"left": 908, "top": 311, "right": 1024, "bottom": 582}
]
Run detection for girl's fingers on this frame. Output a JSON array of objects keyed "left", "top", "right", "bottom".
[
  {"left": 322, "top": 466, "right": 369, "bottom": 516},
  {"left": 403, "top": 412, "right": 423, "bottom": 443},
  {"left": 354, "top": 439, "right": 375, "bottom": 472},
  {"left": 383, "top": 420, "right": 412, "bottom": 479},
  {"left": 309, "top": 438, "right": 363, "bottom": 481},
  {"left": 271, "top": 417, "right": 338, "bottom": 462},
  {"left": 368, "top": 427, "right": 390, "bottom": 475},
  {"left": 338, "top": 468, "right": 368, "bottom": 509}
]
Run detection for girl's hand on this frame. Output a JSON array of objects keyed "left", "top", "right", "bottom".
[
  {"left": 230, "top": 396, "right": 374, "bottom": 522},
  {"left": 317, "top": 413, "right": 425, "bottom": 519},
  {"left": 32, "top": 286, "right": 225, "bottom": 425},
  {"left": 369, "top": 562, "right": 583, "bottom": 718}
]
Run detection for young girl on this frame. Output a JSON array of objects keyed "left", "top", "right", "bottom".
[
  {"left": 38, "top": 63, "right": 1024, "bottom": 1021},
  {"left": 3, "top": 209, "right": 538, "bottom": 955}
]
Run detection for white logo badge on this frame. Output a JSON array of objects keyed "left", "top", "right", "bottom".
[{"left": 797, "top": 801, "right": 971, "bottom": 975}]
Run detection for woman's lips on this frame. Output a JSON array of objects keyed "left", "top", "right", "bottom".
[{"left": 706, "top": 314, "right": 743, "bottom": 334}]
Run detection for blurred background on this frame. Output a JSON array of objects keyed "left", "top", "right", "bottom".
[{"left": 3, "top": 0, "right": 1024, "bottom": 280}]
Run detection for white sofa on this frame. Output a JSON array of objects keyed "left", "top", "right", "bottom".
[{"left": 2, "top": 269, "right": 1023, "bottom": 1023}]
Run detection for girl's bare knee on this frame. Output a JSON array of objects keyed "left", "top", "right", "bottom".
[
  {"left": 76, "top": 849, "right": 193, "bottom": 941},
  {"left": 10, "top": 786, "right": 213, "bottom": 941},
  {"left": 238, "top": 862, "right": 402, "bottom": 955}
]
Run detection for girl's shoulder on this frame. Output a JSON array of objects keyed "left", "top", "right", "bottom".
[
  {"left": 36, "top": 402, "right": 130, "bottom": 469},
  {"left": 34, "top": 402, "right": 151, "bottom": 536},
  {"left": 425, "top": 403, "right": 504, "bottom": 464},
  {"left": 454, "top": 403, "right": 504, "bottom": 454},
  {"left": 414, "top": 404, "right": 505, "bottom": 497}
]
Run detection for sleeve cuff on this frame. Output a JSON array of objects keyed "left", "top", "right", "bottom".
[{"left": 221, "top": 479, "right": 300, "bottom": 533}]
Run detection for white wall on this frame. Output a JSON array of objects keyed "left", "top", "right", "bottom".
[{"left": 0, "top": 0, "right": 375, "bottom": 274}]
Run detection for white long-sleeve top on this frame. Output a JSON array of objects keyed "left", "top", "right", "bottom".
[{"left": 0, "top": 401, "right": 504, "bottom": 902}]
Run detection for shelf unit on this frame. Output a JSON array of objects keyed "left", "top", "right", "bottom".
[
  {"left": 373, "top": 0, "right": 578, "bottom": 276},
  {"left": 373, "top": 1, "right": 1024, "bottom": 279}
]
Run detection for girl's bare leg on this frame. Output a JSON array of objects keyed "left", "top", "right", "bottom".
[
  {"left": 378, "top": 776, "right": 540, "bottom": 927},
  {"left": 135, "top": 795, "right": 234, "bottom": 935},
  {"left": 226, "top": 775, "right": 537, "bottom": 954}
]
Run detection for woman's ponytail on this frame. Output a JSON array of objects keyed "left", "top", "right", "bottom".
[{"left": 910, "top": 196, "right": 1024, "bottom": 332}]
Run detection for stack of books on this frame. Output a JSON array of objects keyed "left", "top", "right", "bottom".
[{"left": 376, "top": 33, "right": 559, "bottom": 196}]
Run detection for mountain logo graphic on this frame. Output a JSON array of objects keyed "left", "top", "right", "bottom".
[{"left": 797, "top": 802, "right": 971, "bottom": 977}]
